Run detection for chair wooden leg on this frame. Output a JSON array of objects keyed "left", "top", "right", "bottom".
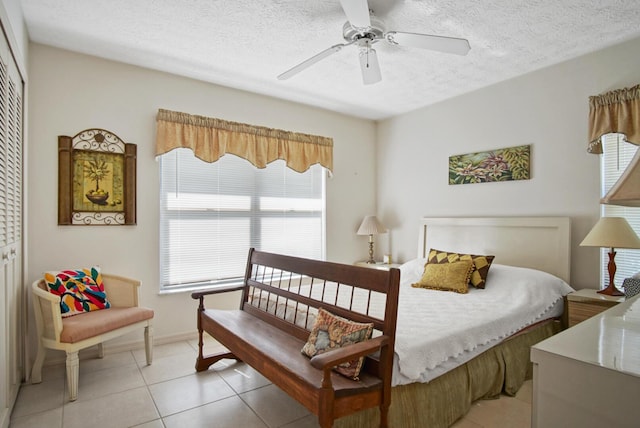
[
  {"left": 31, "top": 342, "right": 47, "bottom": 384},
  {"left": 66, "top": 351, "right": 80, "bottom": 402},
  {"left": 97, "top": 343, "right": 105, "bottom": 358},
  {"left": 144, "top": 324, "right": 153, "bottom": 365}
]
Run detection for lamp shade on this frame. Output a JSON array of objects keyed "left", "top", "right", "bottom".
[
  {"left": 357, "top": 215, "right": 387, "bottom": 235},
  {"left": 580, "top": 217, "right": 640, "bottom": 249},
  {"left": 601, "top": 148, "right": 640, "bottom": 207}
]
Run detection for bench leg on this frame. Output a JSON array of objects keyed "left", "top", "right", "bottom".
[
  {"left": 144, "top": 324, "right": 153, "bottom": 365},
  {"left": 318, "top": 414, "right": 334, "bottom": 428},
  {"left": 97, "top": 343, "right": 104, "bottom": 358},
  {"left": 195, "top": 309, "right": 239, "bottom": 371},
  {"left": 196, "top": 352, "right": 240, "bottom": 372},
  {"left": 318, "top": 391, "right": 334, "bottom": 428},
  {"left": 31, "top": 341, "right": 47, "bottom": 384},
  {"left": 66, "top": 351, "right": 80, "bottom": 402},
  {"left": 380, "top": 404, "right": 389, "bottom": 428}
]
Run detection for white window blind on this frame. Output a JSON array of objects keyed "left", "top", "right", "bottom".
[
  {"left": 159, "top": 148, "right": 325, "bottom": 291},
  {"left": 601, "top": 133, "right": 640, "bottom": 284}
]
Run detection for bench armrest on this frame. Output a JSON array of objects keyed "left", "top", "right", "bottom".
[
  {"left": 191, "top": 285, "right": 244, "bottom": 300},
  {"left": 310, "top": 335, "right": 389, "bottom": 371}
]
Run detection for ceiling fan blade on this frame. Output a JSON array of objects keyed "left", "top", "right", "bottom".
[
  {"left": 340, "top": 0, "right": 371, "bottom": 28},
  {"left": 358, "top": 47, "right": 381, "bottom": 85},
  {"left": 277, "top": 43, "right": 349, "bottom": 80},
  {"left": 386, "top": 31, "right": 471, "bottom": 56}
]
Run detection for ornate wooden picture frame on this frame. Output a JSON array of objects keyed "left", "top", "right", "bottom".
[{"left": 58, "top": 128, "right": 136, "bottom": 225}]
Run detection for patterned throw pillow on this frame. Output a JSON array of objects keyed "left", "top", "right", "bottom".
[
  {"left": 301, "top": 308, "right": 374, "bottom": 380},
  {"left": 44, "top": 267, "right": 110, "bottom": 317},
  {"left": 412, "top": 260, "right": 474, "bottom": 294},
  {"left": 427, "top": 248, "right": 495, "bottom": 289}
]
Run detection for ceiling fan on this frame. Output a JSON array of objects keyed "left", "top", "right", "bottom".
[{"left": 277, "top": 0, "right": 471, "bottom": 85}]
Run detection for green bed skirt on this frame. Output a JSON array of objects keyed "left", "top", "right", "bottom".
[{"left": 335, "top": 320, "right": 561, "bottom": 428}]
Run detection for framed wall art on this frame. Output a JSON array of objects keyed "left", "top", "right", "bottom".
[
  {"left": 58, "top": 128, "right": 136, "bottom": 225},
  {"left": 449, "top": 144, "right": 531, "bottom": 185}
]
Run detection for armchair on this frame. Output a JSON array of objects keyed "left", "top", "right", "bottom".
[{"left": 31, "top": 273, "right": 154, "bottom": 401}]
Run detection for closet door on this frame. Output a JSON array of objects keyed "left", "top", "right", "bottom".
[{"left": 0, "top": 20, "right": 23, "bottom": 428}]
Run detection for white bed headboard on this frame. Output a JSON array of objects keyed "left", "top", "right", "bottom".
[{"left": 417, "top": 217, "right": 571, "bottom": 283}]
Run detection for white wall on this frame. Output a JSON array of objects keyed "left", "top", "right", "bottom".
[
  {"left": 27, "top": 43, "right": 377, "bottom": 347},
  {"left": 377, "top": 36, "right": 640, "bottom": 290}
]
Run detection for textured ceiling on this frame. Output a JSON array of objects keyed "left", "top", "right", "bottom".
[{"left": 19, "top": 0, "right": 640, "bottom": 120}]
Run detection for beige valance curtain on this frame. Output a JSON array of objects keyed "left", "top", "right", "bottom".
[
  {"left": 155, "top": 109, "right": 333, "bottom": 173},
  {"left": 587, "top": 84, "right": 640, "bottom": 154}
]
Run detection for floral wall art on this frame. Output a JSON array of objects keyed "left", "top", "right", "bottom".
[{"left": 448, "top": 144, "right": 530, "bottom": 185}]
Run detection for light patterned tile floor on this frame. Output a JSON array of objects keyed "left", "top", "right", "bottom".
[{"left": 9, "top": 339, "right": 533, "bottom": 428}]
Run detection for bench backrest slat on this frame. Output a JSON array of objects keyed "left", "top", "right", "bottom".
[
  {"left": 245, "top": 278, "right": 387, "bottom": 329},
  {"left": 248, "top": 249, "right": 395, "bottom": 294},
  {"left": 241, "top": 250, "right": 398, "bottom": 336}
]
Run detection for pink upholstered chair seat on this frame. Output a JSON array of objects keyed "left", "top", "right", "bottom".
[{"left": 60, "top": 307, "right": 154, "bottom": 343}]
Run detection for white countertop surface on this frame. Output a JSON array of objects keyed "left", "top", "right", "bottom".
[{"left": 532, "top": 294, "right": 640, "bottom": 378}]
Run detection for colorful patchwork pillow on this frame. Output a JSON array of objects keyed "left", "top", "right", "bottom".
[
  {"left": 427, "top": 248, "right": 495, "bottom": 289},
  {"left": 412, "top": 259, "right": 474, "bottom": 293},
  {"left": 44, "top": 267, "right": 110, "bottom": 317},
  {"left": 301, "top": 308, "right": 373, "bottom": 380}
]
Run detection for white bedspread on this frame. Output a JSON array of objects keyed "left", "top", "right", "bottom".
[
  {"left": 392, "top": 260, "right": 574, "bottom": 385},
  {"left": 248, "top": 259, "right": 574, "bottom": 386}
]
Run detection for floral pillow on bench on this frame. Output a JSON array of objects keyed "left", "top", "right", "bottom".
[
  {"left": 301, "top": 308, "right": 373, "bottom": 380},
  {"left": 44, "top": 266, "right": 111, "bottom": 317}
]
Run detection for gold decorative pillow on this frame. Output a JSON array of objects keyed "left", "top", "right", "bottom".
[
  {"left": 301, "top": 308, "right": 374, "bottom": 380},
  {"left": 427, "top": 248, "right": 495, "bottom": 289},
  {"left": 412, "top": 260, "right": 474, "bottom": 293}
]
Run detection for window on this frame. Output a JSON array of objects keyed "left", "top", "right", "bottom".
[
  {"left": 159, "top": 148, "right": 326, "bottom": 292},
  {"left": 600, "top": 133, "right": 640, "bottom": 283}
]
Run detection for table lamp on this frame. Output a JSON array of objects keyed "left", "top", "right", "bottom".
[
  {"left": 357, "top": 215, "right": 387, "bottom": 264},
  {"left": 580, "top": 217, "right": 640, "bottom": 296}
]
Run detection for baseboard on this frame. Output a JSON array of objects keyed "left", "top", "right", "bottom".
[
  {"left": 0, "top": 384, "right": 19, "bottom": 428},
  {"left": 0, "top": 408, "right": 9, "bottom": 428}
]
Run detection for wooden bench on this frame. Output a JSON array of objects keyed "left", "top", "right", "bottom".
[{"left": 192, "top": 248, "right": 400, "bottom": 428}]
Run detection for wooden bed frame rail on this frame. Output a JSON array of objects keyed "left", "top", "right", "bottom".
[{"left": 192, "top": 248, "right": 401, "bottom": 428}]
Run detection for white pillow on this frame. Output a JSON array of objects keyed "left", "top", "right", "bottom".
[
  {"left": 399, "top": 258, "right": 428, "bottom": 284},
  {"left": 485, "top": 264, "right": 574, "bottom": 296}
]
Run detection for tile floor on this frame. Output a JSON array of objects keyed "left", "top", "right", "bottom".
[{"left": 9, "top": 338, "right": 533, "bottom": 428}]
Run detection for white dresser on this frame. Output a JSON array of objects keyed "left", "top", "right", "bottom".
[{"left": 530, "top": 294, "right": 640, "bottom": 428}]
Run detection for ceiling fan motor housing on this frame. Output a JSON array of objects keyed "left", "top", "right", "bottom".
[{"left": 342, "top": 14, "right": 385, "bottom": 43}]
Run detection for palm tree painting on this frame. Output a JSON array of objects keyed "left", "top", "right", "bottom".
[
  {"left": 84, "top": 158, "right": 111, "bottom": 205},
  {"left": 449, "top": 144, "right": 530, "bottom": 185},
  {"left": 72, "top": 150, "right": 125, "bottom": 212}
]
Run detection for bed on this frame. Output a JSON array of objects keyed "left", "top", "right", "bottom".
[
  {"left": 242, "top": 216, "right": 573, "bottom": 427},
  {"left": 328, "top": 216, "right": 574, "bottom": 427}
]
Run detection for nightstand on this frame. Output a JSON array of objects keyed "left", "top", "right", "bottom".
[
  {"left": 566, "top": 289, "right": 625, "bottom": 327},
  {"left": 354, "top": 261, "right": 401, "bottom": 271}
]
